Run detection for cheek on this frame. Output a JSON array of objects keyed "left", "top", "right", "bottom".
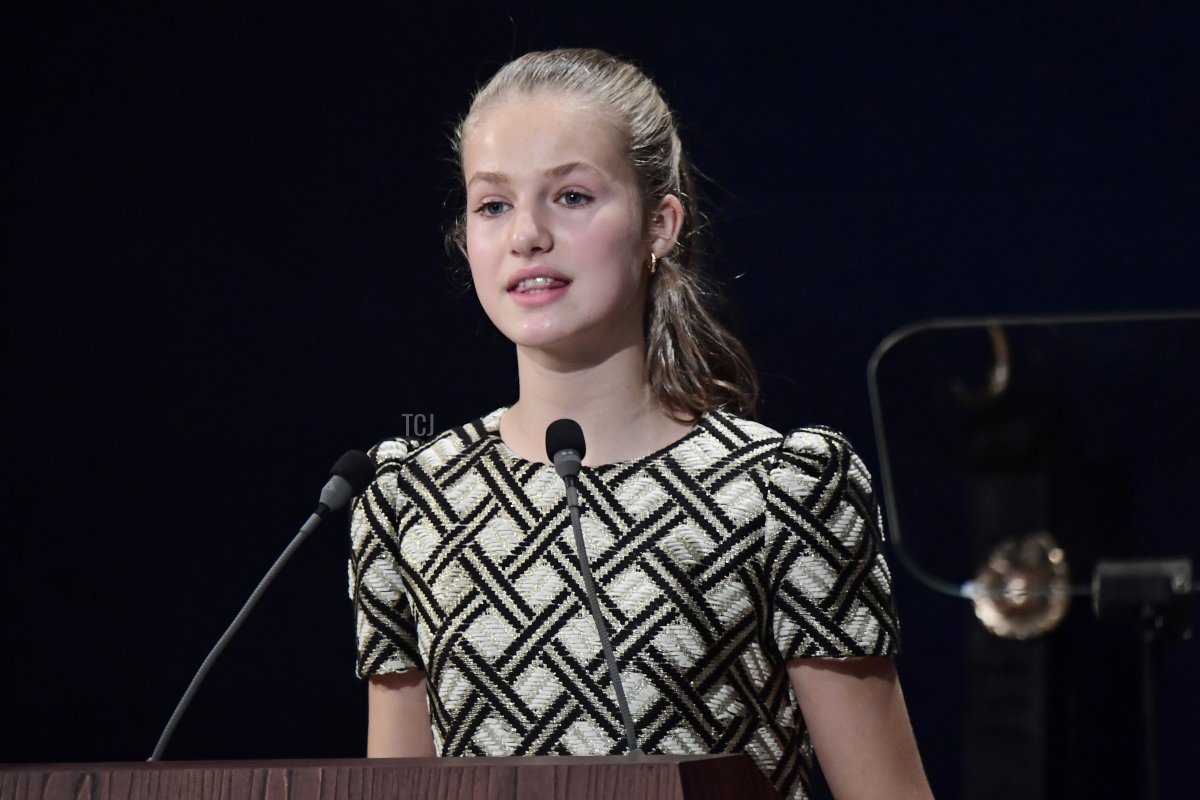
[
  {"left": 574, "top": 210, "right": 644, "bottom": 270},
  {"left": 464, "top": 225, "right": 497, "bottom": 275}
]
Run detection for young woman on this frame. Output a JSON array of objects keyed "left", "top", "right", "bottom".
[{"left": 349, "top": 49, "right": 933, "bottom": 799}]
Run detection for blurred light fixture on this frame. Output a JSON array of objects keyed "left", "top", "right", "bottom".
[{"left": 967, "top": 531, "right": 1071, "bottom": 639}]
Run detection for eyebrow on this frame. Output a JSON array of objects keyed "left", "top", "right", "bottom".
[{"left": 466, "top": 161, "right": 601, "bottom": 188}]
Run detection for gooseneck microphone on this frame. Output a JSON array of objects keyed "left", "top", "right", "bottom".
[
  {"left": 546, "top": 419, "right": 642, "bottom": 756},
  {"left": 148, "top": 449, "right": 376, "bottom": 761},
  {"left": 319, "top": 450, "right": 377, "bottom": 516}
]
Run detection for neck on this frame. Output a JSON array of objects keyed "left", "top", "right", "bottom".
[{"left": 500, "top": 339, "right": 694, "bottom": 466}]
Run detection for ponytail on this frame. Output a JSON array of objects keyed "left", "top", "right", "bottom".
[{"left": 456, "top": 49, "right": 760, "bottom": 421}]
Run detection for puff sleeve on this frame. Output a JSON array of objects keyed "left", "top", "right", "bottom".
[
  {"left": 764, "top": 427, "right": 900, "bottom": 659},
  {"left": 348, "top": 438, "right": 423, "bottom": 677}
]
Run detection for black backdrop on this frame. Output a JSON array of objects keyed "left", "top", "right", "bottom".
[{"left": 5, "top": 5, "right": 1198, "bottom": 798}]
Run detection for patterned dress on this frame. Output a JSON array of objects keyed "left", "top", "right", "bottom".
[{"left": 349, "top": 408, "right": 899, "bottom": 799}]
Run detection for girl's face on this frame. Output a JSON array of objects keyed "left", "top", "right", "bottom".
[{"left": 461, "top": 91, "right": 655, "bottom": 358}]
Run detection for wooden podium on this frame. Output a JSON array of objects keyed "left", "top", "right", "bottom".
[{"left": 1, "top": 755, "right": 783, "bottom": 800}]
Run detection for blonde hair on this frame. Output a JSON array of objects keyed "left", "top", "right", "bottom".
[{"left": 450, "top": 48, "right": 758, "bottom": 421}]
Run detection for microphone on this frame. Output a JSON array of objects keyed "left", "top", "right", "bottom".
[
  {"left": 148, "top": 449, "right": 376, "bottom": 761},
  {"left": 546, "top": 420, "right": 642, "bottom": 756},
  {"left": 320, "top": 449, "right": 377, "bottom": 514},
  {"left": 546, "top": 418, "right": 585, "bottom": 479}
]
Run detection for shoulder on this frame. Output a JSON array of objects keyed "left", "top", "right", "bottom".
[
  {"left": 767, "top": 424, "right": 876, "bottom": 501},
  {"left": 777, "top": 426, "right": 862, "bottom": 468},
  {"left": 367, "top": 408, "right": 504, "bottom": 479},
  {"left": 367, "top": 437, "right": 421, "bottom": 469},
  {"left": 703, "top": 413, "right": 865, "bottom": 474},
  {"left": 704, "top": 409, "right": 783, "bottom": 445},
  {"left": 699, "top": 411, "right": 784, "bottom": 465},
  {"left": 355, "top": 411, "right": 502, "bottom": 521},
  {"left": 687, "top": 411, "right": 786, "bottom": 484}
]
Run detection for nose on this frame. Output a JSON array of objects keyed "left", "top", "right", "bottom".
[{"left": 509, "top": 204, "right": 552, "bottom": 256}]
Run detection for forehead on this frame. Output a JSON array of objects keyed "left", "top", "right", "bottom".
[{"left": 461, "top": 91, "right": 630, "bottom": 176}]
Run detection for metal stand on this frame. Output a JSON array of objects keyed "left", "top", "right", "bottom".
[
  {"left": 1092, "top": 559, "right": 1194, "bottom": 800},
  {"left": 1138, "top": 608, "right": 1162, "bottom": 800}
]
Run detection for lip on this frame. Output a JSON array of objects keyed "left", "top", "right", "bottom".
[
  {"left": 506, "top": 265, "right": 572, "bottom": 292},
  {"left": 505, "top": 265, "right": 572, "bottom": 308},
  {"left": 509, "top": 282, "right": 570, "bottom": 307}
]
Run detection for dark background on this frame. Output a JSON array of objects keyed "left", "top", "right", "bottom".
[{"left": 5, "top": 4, "right": 1198, "bottom": 797}]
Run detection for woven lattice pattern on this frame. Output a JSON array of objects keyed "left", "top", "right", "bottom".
[{"left": 349, "top": 409, "right": 898, "bottom": 799}]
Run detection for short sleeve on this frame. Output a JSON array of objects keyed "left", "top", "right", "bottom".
[
  {"left": 765, "top": 427, "right": 900, "bottom": 659},
  {"left": 348, "top": 438, "right": 423, "bottom": 678}
]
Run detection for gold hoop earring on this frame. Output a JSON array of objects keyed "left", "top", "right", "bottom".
[{"left": 648, "top": 253, "right": 658, "bottom": 274}]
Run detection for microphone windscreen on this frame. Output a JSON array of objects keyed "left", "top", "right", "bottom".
[
  {"left": 545, "top": 418, "right": 586, "bottom": 461},
  {"left": 330, "top": 449, "right": 376, "bottom": 495}
]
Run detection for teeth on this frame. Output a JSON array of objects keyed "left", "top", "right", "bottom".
[{"left": 517, "top": 276, "right": 558, "bottom": 290}]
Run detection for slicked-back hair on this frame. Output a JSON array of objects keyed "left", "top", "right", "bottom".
[{"left": 449, "top": 49, "right": 758, "bottom": 421}]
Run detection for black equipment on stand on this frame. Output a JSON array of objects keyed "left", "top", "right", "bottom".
[{"left": 868, "top": 311, "right": 1198, "bottom": 800}]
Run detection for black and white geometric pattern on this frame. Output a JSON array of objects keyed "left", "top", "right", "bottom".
[{"left": 349, "top": 409, "right": 898, "bottom": 800}]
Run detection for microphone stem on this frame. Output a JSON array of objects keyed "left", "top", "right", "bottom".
[
  {"left": 147, "top": 506, "right": 328, "bottom": 761},
  {"left": 566, "top": 478, "right": 642, "bottom": 756}
]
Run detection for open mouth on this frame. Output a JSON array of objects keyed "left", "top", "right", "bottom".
[{"left": 511, "top": 276, "right": 571, "bottom": 294}]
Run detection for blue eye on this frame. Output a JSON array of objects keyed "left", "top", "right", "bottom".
[
  {"left": 477, "top": 201, "right": 509, "bottom": 217},
  {"left": 558, "top": 191, "right": 591, "bottom": 207}
]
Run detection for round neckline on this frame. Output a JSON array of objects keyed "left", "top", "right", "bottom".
[{"left": 481, "top": 406, "right": 713, "bottom": 473}]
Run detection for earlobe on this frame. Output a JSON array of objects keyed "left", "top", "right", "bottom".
[{"left": 649, "top": 194, "right": 685, "bottom": 257}]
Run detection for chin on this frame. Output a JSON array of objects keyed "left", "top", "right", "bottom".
[{"left": 511, "top": 328, "right": 577, "bottom": 351}]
